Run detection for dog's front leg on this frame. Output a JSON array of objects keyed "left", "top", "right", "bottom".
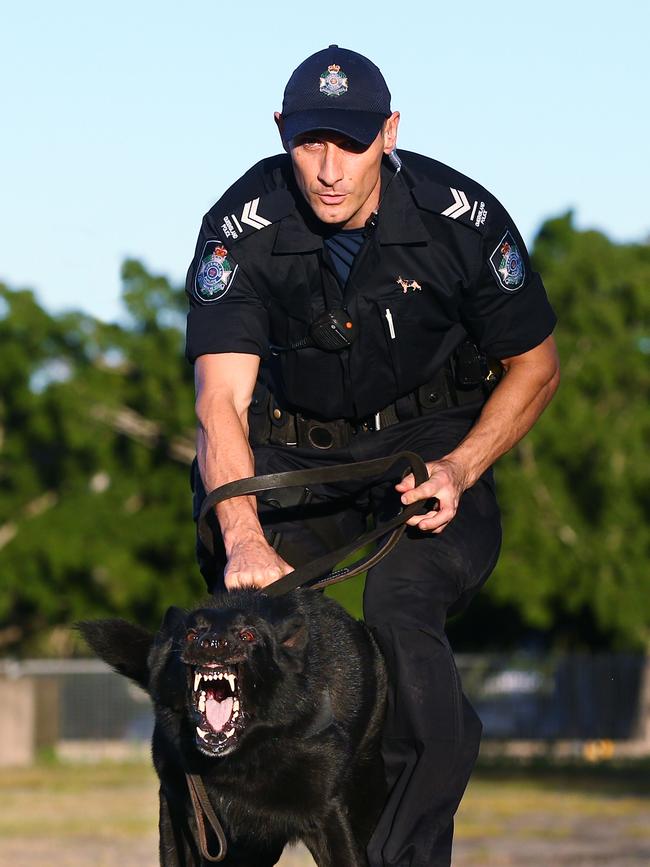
[{"left": 304, "top": 802, "right": 368, "bottom": 867}]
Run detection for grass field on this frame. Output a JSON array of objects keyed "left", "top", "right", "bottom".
[{"left": 1, "top": 759, "right": 649, "bottom": 866}]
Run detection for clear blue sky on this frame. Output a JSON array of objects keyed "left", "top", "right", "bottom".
[{"left": 1, "top": 0, "right": 648, "bottom": 322}]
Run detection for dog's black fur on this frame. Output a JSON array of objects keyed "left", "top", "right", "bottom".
[{"left": 79, "top": 589, "right": 387, "bottom": 866}]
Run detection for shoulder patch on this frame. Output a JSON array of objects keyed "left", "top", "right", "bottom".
[
  {"left": 489, "top": 230, "right": 526, "bottom": 293},
  {"left": 412, "top": 181, "right": 489, "bottom": 232},
  {"left": 218, "top": 189, "right": 294, "bottom": 243},
  {"left": 194, "top": 241, "right": 238, "bottom": 303}
]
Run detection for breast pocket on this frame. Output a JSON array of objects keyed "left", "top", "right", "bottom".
[{"left": 367, "top": 286, "right": 451, "bottom": 392}]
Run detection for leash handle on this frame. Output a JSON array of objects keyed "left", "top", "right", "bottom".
[{"left": 198, "top": 451, "right": 431, "bottom": 594}]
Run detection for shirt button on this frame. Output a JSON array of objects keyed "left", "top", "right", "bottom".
[{"left": 273, "top": 408, "right": 282, "bottom": 420}]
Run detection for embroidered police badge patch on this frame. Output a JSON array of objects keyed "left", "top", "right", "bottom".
[
  {"left": 194, "top": 241, "right": 238, "bottom": 303},
  {"left": 319, "top": 64, "right": 348, "bottom": 97},
  {"left": 489, "top": 231, "right": 526, "bottom": 293}
]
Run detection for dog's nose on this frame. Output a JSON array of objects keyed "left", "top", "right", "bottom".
[{"left": 199, "top": 634, "right": 228, "bottom": 650}]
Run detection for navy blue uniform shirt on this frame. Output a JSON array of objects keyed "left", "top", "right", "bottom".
[{"left": 185, "top": 150, "right": 556, "bottom": 421}]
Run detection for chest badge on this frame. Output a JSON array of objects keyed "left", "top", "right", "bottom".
[
  {"left": 489, "top": 231, "right": 526, "bottom": 293},
  {"left": 195, "top": 241, "right": 238, "bottom": 303},
  {"left": 319, "top": 64, "right": 348, "bottom": 97},
  {"left": 396, "top": 276, "right": 422, "bottom": 293}
]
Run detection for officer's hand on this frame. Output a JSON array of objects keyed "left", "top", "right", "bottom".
[
  {"left": 224, "top": 534, "right": 293, "bottom": 591},
  {"left": 395, "top": 457, "right": 468, "bottom": 534}
]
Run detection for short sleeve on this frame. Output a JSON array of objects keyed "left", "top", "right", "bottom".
[
  {"left": 460, "top": 204, "right": 557, "bottom": 359},
  {"left": 184, "top": 220, "right": 270, "bottom": 363}
]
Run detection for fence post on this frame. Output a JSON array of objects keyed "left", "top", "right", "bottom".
[
  {"left": 632, "top": 655, "right": 650, "bottom": 747},
  {"left": 0, "top": 675, "right": 36, "bottom": 766}
]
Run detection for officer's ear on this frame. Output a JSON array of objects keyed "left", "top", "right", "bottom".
[
  {"left": 382, "top": 111, "right": 400, "bottom": 155},
  {"left": 274, "top": 112, "right": 289, "bottom": 153}
]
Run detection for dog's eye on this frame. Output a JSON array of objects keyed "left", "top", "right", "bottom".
[
  {"left": 239, "top": 629, "right": 256, "bottom": 642},
  {"left": 186, "top": 630, "right": 199, "bottom": 642}
]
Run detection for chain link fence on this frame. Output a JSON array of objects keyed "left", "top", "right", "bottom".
[{"left": 1, "top": 653, "right": 649, "bottom": 764}]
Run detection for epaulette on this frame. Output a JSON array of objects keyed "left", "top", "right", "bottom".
[
  {"left": 216, "top": 188, "right": 295, "bottom": 244},
  {"left": 411, "top": 180, "right": 492, "bottom": 234}
]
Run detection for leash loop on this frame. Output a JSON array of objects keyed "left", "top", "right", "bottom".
[
  {"left": 186, "top": 772, "right": 228, "bottom": 861},
  {"left": 198, "top": 451, "right": 432, "bottom": 595}
]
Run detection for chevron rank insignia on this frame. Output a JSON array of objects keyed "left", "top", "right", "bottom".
[
  {"left": 412, "top": 182, "right": 489, "bottom": 231},
  {"left": 221, "top": 197, "right": 271, "bottom": 241},
  {"left": 489, "top": 231, "right": 526, "bottom": 293},
  {"left": 442, "top": 187, "right": 471, "bottom": 220},
  {"left": 218, "top": 189, "right": 294, "bottom": 243},
  {"left": 194, "top": 241, "right": 238, "bottom": 303}
]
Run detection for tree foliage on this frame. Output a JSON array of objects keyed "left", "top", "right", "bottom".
[
  {"left": 0, "top": 216, "right": 648, "bottom": 653},
  {"left": 0, "top": 262, "right": 202, "bottom": 654},
  {"left": 476, "top": 214, "right": 650, "bottom": 649}
]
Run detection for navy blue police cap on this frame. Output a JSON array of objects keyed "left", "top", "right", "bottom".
[{"left": 281, "top": 45, "right": 392, "bottom": 146}]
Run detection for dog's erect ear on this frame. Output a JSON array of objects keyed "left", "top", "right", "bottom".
[
  {"left": 275, "top": 614, "right": 309, "bottom": 673},
  {"left": 160, "top": 606, "right": 188, "bottom": 636},
  {"left": 276, "top": 614, "right": 308, "bottom": 649},
  {"left": 76, "top": 619, "right": 153, "bottom": 690}
]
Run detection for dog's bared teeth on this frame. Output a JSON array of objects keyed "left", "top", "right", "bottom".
[
  {"left": 232, "top": 699, "right": 240, "bottom": 711},
  {"left": 226, "top": 674, "right": 236, "bottom": 691},
  {"left": 216, "top": 672, "right": 224, "bottom": 680},
  {"left": 197, "top": 727, "right": 209, "bottom": 740},
  {"left": 224, "top": 728, "right": 236, "bottom": 738},
  {"left": 193, "top": 672, "right": 202, "bottom": 692},
  {"left": 198, "top": 692, "right": 206, "bottom": 712}
]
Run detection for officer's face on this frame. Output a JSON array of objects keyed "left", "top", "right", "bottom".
[{"left": 275, "top": 112, "right": 400, "bottom": 229}]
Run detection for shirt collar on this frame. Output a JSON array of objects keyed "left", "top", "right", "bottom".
[
  {"left": 375, "top": 161, "right": 430, "bottom": 245},
  {"left": 273, "top": 156, "right": 429, "bottom": 253},
  {"left": 273, "top": 188, "right": 324, "bottom": 254}
]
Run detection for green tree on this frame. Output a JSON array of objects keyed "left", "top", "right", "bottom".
[
  {"left": 450, "top": 214, "right": 650, "bottom": 650},
  {"left": 0, "top": 263, "right": 202, "bottom": 654}
]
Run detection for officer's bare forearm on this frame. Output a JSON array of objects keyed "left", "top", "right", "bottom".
[
  {"left": 194, "top": 353, "right": 265, "bottom": 552},
  {"left": 196, "top": 407, "right": 264, "bottom": 551},
  {"left": 445, "top": 335, "right": 560, "bottom": 488}
]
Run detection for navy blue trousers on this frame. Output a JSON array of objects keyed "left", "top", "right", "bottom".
[{"left": 193, "top": 414, "right": 502, "bottom": 867}]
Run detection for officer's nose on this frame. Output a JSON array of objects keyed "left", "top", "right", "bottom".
[{"left": 317, "top": 144, "right": 345, "bottom": 188}]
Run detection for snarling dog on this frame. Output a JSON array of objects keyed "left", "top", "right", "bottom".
[{"left": 79, "top": 589, "right": 387, "bottom": 866}]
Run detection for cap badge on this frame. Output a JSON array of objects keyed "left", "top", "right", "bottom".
[
  {"left": 319, "top": 63, "right": 348, "bottom": 98},
  {"left": 489, "top": 230, "right": 526, "bottom": 293},
  {"left": 195, "top": 241, "right": 238, "bottom": 303}
]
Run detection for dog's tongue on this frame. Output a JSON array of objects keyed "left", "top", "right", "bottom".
[{"left": 206, "top": 696, "right": 233, "bottom": 732}]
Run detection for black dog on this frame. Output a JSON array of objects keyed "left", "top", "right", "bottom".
[{"left": 79, "top": 589, "right": 387, "bottom": 866}]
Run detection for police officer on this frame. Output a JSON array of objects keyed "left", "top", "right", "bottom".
[{"left": 186, "top": 45, "right": 559, "bottom": 867}]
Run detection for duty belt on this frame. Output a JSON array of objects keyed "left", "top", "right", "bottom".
[{"left": 250, "top": 356, "right": 501, "bottom": 451}]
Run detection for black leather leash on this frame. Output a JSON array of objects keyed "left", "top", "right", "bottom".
[
  {"left": 190, "top": 450, "right": 431, "bottom": 860},
  {"left": 198, "top": 450, "right": 432, "bottom": 596},
  {"left": 186, "top": 772, "right": 228, "bottom": 861}
]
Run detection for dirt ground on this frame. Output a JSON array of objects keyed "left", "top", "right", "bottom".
[{"left": 1, "top": 761, "right": 649, "bottom": 866}]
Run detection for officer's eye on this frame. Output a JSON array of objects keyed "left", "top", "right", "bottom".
[{"left": 297, "top": 138, "right": 324, "bottom": 150}]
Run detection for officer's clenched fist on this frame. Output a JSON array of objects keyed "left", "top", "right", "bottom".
[
  {"left": 223, "top": 534, "right": 293, "bottom": 591},
  {"left": 396, "top": 458, "right": 469, "bottom": 534}
]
